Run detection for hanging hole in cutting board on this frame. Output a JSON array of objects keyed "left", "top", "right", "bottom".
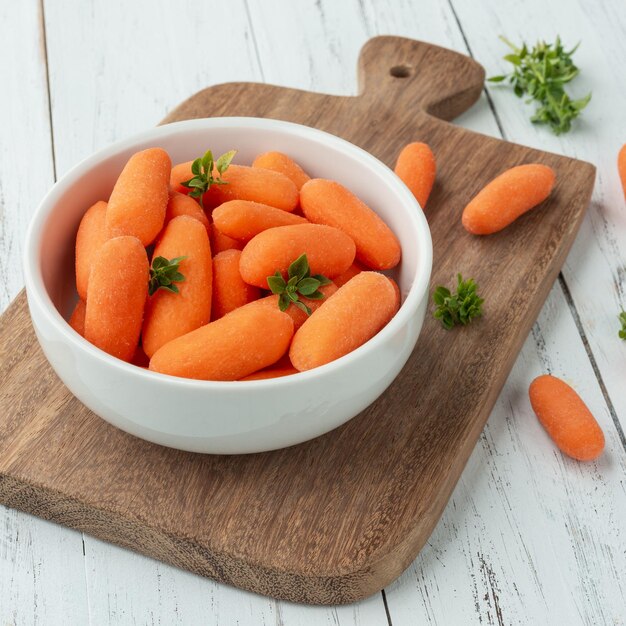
[{"left": 389, "top": 64, "right": 412, "bottom": 78}]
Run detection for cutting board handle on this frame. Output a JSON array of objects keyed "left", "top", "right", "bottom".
[{"left": 358, "top": 36, "right": 485, "bottom": 121}]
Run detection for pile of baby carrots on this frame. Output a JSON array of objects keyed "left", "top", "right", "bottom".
[{"left": 70, "top": 147, "right": 402, "bottom": 381}]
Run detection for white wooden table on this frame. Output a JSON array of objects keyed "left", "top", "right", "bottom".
[{"left": 2, "top": 0, "right": 625, "bottom": 623}]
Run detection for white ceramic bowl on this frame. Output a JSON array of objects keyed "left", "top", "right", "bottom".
[{"left": 23, "top": 117, "right": 432, "bottom": 454}]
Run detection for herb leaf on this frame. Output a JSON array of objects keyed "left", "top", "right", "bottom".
[
  {"left": 181, "top": 149, "right": 236, "bottom": 209},
  {"left": 149, "top": 256, "right": 186, "bottom": 296},
  {"left": 488, "top": 36, "right": 591, "bottom": 135},
  {"left": 266, "top": 254, "right": 331, "bottom": 316},
  {"left": 619, "top": 311, "right": 626, "bottom": 340},
  {"left": 433, "top": 274, "right": 483, "bottom": 329}
]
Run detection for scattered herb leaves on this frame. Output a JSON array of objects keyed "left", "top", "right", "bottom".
[
  {"left": 433, "top": 274, "right": 484, "bottom": 330},
  {"left": 619, "top": 311, "right": 626, "bottom": 340},
  {"left": 149, "top": 256, "right": 186, "bottom": 296},
  {"left": 488, "top": 36, "right": 591, "bottom": 135},
  {"left": 181, "top": 149, "right": 236, "bottom": 209},
  {"left": 267, "top": 254, "right": 331, "bottom": 315}
]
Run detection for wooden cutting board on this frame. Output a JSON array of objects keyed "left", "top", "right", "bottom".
[{"left": 0, "top": 37, "right": 595, "bottom": 604}]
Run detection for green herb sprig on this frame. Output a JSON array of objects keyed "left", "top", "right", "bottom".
[
  {"left": 433, "top": 274, "right": 484, "bottom": 330},
  {"left": 149, "top": 256, "right": 186, "bottom": 296},
  {"left": 619, "top": 311, "right": 626, "bottom": 340},
  {"left": 488, "top": 36, "right": 591, "bottom": 135},
  {"left": 181, "top": 149, "right": 236, "bottom": 208},
  {"left": 267, "top": 254, "right": 332, "bottom": 315}
]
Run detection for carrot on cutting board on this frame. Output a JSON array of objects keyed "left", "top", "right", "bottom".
[
  {"left": 84, "top": 236, "right": 149, "bottom": 362},
  {"left": 462, "top": 164, "right": 556, "bottom": 235},
  {"left": 394, "top": 142, "right": 436, "bottom": 208},
  {"left": 211, "top": 249, "right": 260, "bottom": 319},
  {"left": 142, "top": 216, "right": 213, "bottom": 357},
  {"left": 252, "top": 152, "right": 311, "bottom": 190},
  {"left": 149, "top": 304, "right": 294, "bottom": 381},
  {"left": 529, "top": 375, "right": 605, "bottom": 461},
  {"left": 68, "top": 299, "right": 86, "bottom": 336},
  {"left": 212, "top": 200, "right": 307, "bottom": 242},
  {"left": 617, "top": 143, "right": 626, "bottom": 198},
  {"left": 165, "top": 190, "right": 210, "bottom": 234},
  {"left": 253, "top": 281, "right": 337, "bottom": 330},
  {"left": 239, "top": 355, "right": 298, "bottom": 380},
  {"left": 239, "top": 224, "right": 356, "bottom": 288},
  {"left": 106, "top": 147, "right": 171, "bottom": 246},
  {"left": 171, "top": 162, "right": 299, "bottom": 212},
  {"left": 209, "top": 223, "right": 244, "bottom": 254},
  {"left": 75, "top": 200, "right": 108, "bottom": 301},
  {"left": 290, "top": 271, "right": 397, "bottom": 371},
  {"left": 300, "top": 179, "right": 401, "bottom": 270}
]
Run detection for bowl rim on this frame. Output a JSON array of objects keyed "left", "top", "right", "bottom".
[{"left": 23, "top": 116, "right": 433, "bottom": 389}]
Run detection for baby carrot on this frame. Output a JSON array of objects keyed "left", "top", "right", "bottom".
[
  {"left": 239, "top": 355, "right": 298, "bottom": 380},
  {"left": 290, "top": 271, "right": 397, "bottom": 371},
  {"left": 617, "top": 143, "right": 626, "bottom": 198},
  {"left": 68, "top": 299, "right": 86, "bottom": 336},
  {"left": 131, "top": 345, "right": 150, "bottom": 368},
  {"left": 529, "top": 375, "right": 605, "bottom": 461},
  {"left": 212, "top": 200, "right": 307, "bottom": 242},
  {"left": 172, "top": 162, "right": 298, "bottom": 212},
  {"left": 142, "top": 216, "right": 212, "bottom": 357},
  {"left": 75, "top": 200, "right": 108, "bottom": 301},
  {"left": 209, "top": 223, "right": 244, "bottom": 254},
  {"left": 212, "top": 249, "right": 260, "bottom": 319},
  {"left": 252, "top": 152, "right": 311, "bottom": 190},
  {"left": 333, "top": 262, "right": 363, "bottom": 288},
  {"left": 149, "top": 304, "right": 294, "bottom": 381},
  {"left": 388, "top": 277, "right": 401, "bottom": 310},
  {"left": 462, "top": 164, "right": 556, "bottom": 235},
  {"left": 84, "top": 236, "right": 149, "bottom": 362},
  {"left": 165, "top": 190, "right": 210, "bottom": 234},
  {"left": 394, "top": 142, "right": 436, "bottom": 207},
  {"left": 300, "top": 179, "right": 401, "bottom": 270},
  {"left": 239, "top": 224, "right": 356, "bottom": 288},
  {"left": 253, "top": 281, "right": 337, "bottom": 330},
  {"left": 106, "top": 147, "right": 171, "bottom": 246}
]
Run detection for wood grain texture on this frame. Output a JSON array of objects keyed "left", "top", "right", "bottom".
[{"left": 0, "top": 36, "right": 596, "bottom": 605}]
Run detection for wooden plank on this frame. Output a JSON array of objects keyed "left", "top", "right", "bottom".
[
  {"left": 0, "top": 1, "right": 89, "bottom": 623},
  {"left": 0, "top": 35, "right": 595, "bottom": 604}
]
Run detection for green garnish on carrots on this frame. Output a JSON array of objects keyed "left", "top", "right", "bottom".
[
  {"left": 618, "top": 311, "right": 626, "bottom": 340},
  {"left": 181, "top": 149, "right": 236, "bottom": 209},
  {"left": 149, "top": 256, "right": 186, "bottom": 295},
  {"left": 488, "top": 36, "right": 591, "bottom": 135},
  {"left": 267, "top": 254, "right": 331, "bottom": 316},
  {"left": 433, "top": 274, "right": 483, "bottom": 329}
]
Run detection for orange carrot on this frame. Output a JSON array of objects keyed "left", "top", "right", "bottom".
[
  {"left": 300, "top": 179, "right": 401, "bottom": 270},
  {"left": 209, "top": 223, "right": 244, "bottom": 254},
  {"left": 394, "top": 142, "right": 436, "bottom": 207},
  {"left": 131, "top": 345, "right": 150, "bottom": 368},
  {"left": 252, "top": 151, "right": 311, "bottom": 190},
  {"left": 165, "top": 190, "right": 210, "bottom": 234},
  {"left": 171, "top": 162, "right": 298, "bottom": 212},
  {"left": 333, "top": 262, "right": 363, "bottom": 288},
  {"left": 388, "top": 277, "right": 401, "bottom": 310},
  {"left": 617, "top": 143, "right": 626, "bottom": 198},
  {"left": 106, "top": 147, "right": 171, "bottom": 245},
  {"left": 212, "top": 249, "right": 260, "bottom": 319},
  {"left": 212, "top": 200, "right": 307, "bottom": 242},
  {"left": 253, "top": 281, "right": 337, "bottom": 330},
  {"left": 462, "top": 164, "right": 556, "bottom": 235},
  {"left": 529, "top": 375, "right": 605, "bottom": 461},
  {"left": 149, "top": 304, "right": 294, "bottom": 381},
  {"left": 290, "top": 272, "right": 397, "bottom": 371},
  {"left": 239, "top": 224, "right": 355, "bottom": 288},
  {"left": 84, "top": 236, "right": 149, "bottom": 362},
  {"left": 68, "top": 299, "right": 86, "bottom": 336},
  {"left": 142, "top": 216, "right": 212, "bottom": 357},
  {"left": 75, "top": 201, "right": 108, "bottom": 301},
  {"left": 239, "top": 355, "right": 298, "bottom": 380}
]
